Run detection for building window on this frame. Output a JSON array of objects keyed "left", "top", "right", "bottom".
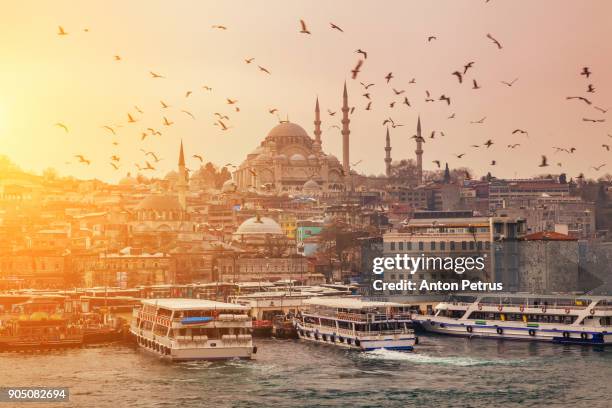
[
  {"left": 477, "top": 241, "right": 483, "bottom": 251},
  {"left": 440, "top": 241, "right": 446, "bottom": 251},
  {"left": 390, "top": 242, "right": 395, "bottom": 251},
  {"left": 461, "top": 241, "right": 467, "bottom": 250},
  {"left": 430, "top": 242, "right": 436, "bottom": 251},
  {"left": 418, "top": 242, "right": 424, "bottom": 251},
  {"left": 485, "top": 242, "right": 491, "bottom": 250},
  {"left": 450, "top": 241, "right": 456, "bottom": 250},
  {"left": 406, "top": 242, "right": 412, "bottom": 250},
  {"left": 469, "top": 241, "right": 475, "bottom": 250},
  {"left": 398, "top": 242, "right": 404, "bottom": 251}
]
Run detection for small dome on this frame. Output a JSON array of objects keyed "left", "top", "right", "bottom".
[
  {"left": 136, "top": 195, "right": 182, "bottom": 211},
  {"left": 307, "top": 154, "right": 317, "bottom": 161},
  {"left": 221, "top": 179, "right": 237, "bottom": 193},
  {"left": 266, "top": 122, "right": 309, "bottom": 139},
  {"left": 235, "top": 216, "right": 283, "bottom": 235},
  {"left": 164, "top": 170, "right": 178, "bottom": 181},
  {"left": 303, "top": 179, "right": 321, "bottom": 191},
  {"left": 290, "top": 153, "right": 306, "bottom": 162},
  {"left": 274, "top": 154, "right": 288, "bottom": 162}
]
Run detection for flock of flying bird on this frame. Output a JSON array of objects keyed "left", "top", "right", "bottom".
[{"left": 52, "top": 12, "right": 610, "bottom": 180}]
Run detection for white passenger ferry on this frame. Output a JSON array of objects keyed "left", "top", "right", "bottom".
[
  {"left": 413, "top": 294, "right": 612, "bottom": 345},
  {"left": 294, "top": 298, "right": 417, "bottom": 351},
  {"left": 130, "top": 298, "right": 256, "bottom": 361}
]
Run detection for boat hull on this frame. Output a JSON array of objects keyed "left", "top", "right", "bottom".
[
  {"left": 0, "top": 337, "right": 83, "bottom": 351},
  {"left": 414, "top": 318, "right": 611, "bottom": 345},
  {"left": 132, "top": 331, "right": 256, "bottom": 361},
  {"left": 295, "top": 322, "right": 415, "bottom": 351}
]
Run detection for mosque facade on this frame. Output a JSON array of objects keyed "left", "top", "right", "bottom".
[{"left": 233, "top": 85, "right": 354, "bottom": 195}]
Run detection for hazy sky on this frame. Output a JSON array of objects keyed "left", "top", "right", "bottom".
[{"left": 1, "top": 0, "right": 611, "bottom": 182}]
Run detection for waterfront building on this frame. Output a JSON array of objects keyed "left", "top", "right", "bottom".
[{"left": 382, "top": 211, "right": 527, "bottom": 293}]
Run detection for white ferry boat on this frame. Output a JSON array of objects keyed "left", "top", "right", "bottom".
[
  {"left": 294, "top": 298, "right": 417, "bottom": 351},
  {"left": 413, "top": 294, "right": 612, "bottom": 345},
  {"left": 130, "top": 298, "right": 256, "bottom": 361}
]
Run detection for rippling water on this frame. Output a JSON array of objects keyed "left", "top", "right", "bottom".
[{"left": 2, "top": 335, "right": 610, "bottom": 407}]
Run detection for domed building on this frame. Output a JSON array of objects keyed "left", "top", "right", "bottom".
[
  {"left": 128, "top": 141, "right": 196, "bottom": 247},
  {"left": 221, "top": 179, "right": 238, "bottom": 194},
  {"left": 232, "top": 214, "right": 289, "bottom": 251},
  {"left": 234, "top": 88, "right": 352, "bottom": 194}
]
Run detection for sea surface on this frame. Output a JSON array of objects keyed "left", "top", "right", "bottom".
[{"left": 1, "top": 335, "right": 610, "bottom": 408}]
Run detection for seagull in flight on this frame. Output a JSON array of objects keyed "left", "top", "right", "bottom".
[
  {"left": 330, "top": 23, "right": 343, "bottom": 32},
  {"left": 299, "top": 19, "right": 311, "bottom": 34},
  {"left": 356, "top": 49, "right": 368, "bottom": 59},
  {"left": 486, "top": 33, "right": 502, "bottom": 49},
  {"left": 55, "top": 122, "right": 69, "bottom": 132}
]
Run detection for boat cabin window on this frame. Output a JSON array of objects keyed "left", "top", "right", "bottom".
[
  {"left": 600, "top": 316, "right": 612, "bottom": 327},
  {"left": 157, "top": 308, "right": 172, "bottom": 317},
  {"left": 320, "top": 318, "right": 336, "bottom": 328},
  {"left": 337, "top": 321, "right": 351, "bottom": 330},
  {"left": 467, "top": 311, "right": 578, "bottom": 324},
  {"left": 437, "top": 309, "right": 465, "bottom": 318}
]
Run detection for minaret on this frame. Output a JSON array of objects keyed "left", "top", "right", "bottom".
[
  {"left": 341, "top": 82, "right": 350, "bottom": 175},
  {"left": 313, "top": 97, "right": 322, "bottom": 153},
  {"left": 415, "top": 116, "right": 423, "bottom": 185},
  {"left": 443, "top": 162, "right": 451, "bottom": 183},
  {"left": 384, "top": 127, "right": 392, "bottom": 177},
  {"left": 177, "top": 139, "right": 187, "bottom": 210}
]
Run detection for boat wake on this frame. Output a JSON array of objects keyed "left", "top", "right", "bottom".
[{"left": 362, "top": 348, "right": 527, "bottom": 366}]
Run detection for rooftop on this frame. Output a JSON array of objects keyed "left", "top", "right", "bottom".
[
  {"left": 524, "top": 231, "right": 576, "bottom": 241},
  {"left": 141, "top": 298, "right": 250, "bottom": 311},
  {"left": 304, "top": 297, "right": 405, "bottom": 310}
]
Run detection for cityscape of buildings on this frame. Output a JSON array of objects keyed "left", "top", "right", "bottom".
[{"left": 1, "top": 86, "right": 611, "bottom": 296}]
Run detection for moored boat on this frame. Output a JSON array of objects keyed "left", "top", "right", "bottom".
[
  {"left": 0, "top": 317, "right": 83, "bottom": 351},
  {"left": 413, "top": 294, "right": 612, "bottom": 345}
]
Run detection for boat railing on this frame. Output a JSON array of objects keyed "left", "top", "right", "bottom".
[
  {"left": 355, "top": 329, "right": 410, "bottom": 336},
  {"left": 472, "top": 302, "right": 590, "bottom": 311},
  {"left": 299, "top": 323, "right": 410, "bottom": 337}
]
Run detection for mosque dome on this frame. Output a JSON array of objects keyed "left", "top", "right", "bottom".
[
  {"left": 164, "top": 170, "right": 178, "bottom": 181},
  {"left": 290, "top": 153, "right": 307, "bottom": 163},
  {"left": 235, "top": 216, "right": 283, "bottom": 236},
  {"left": 303, "top": 179, "right": 321, "bottom": 192},
  {"left": 266, "top": 122, "right": 309, "bottom": 139},
  {"left": 135, "top": 195, "right": 182, "bottom": 211},
  {"left": 326, "top": 154, "right": 340, "bottom": 163},
  {"left": 221, "top": 179, "right": 238, "bottom": 193}
]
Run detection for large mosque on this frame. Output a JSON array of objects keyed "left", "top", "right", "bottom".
[
  {"left": 234, "top": 84, "right": 353, "bottom": 194},
  {"left": 233, "top": 83, "right": 425, "bottom": 194}
]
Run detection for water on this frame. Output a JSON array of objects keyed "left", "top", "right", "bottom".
[{"left": 2, "top": 335, "right": 610, "bottom": 408}]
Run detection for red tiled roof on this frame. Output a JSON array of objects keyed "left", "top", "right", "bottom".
[{"left": 524, "top": 231, "right": 576, "bottom": 241}]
